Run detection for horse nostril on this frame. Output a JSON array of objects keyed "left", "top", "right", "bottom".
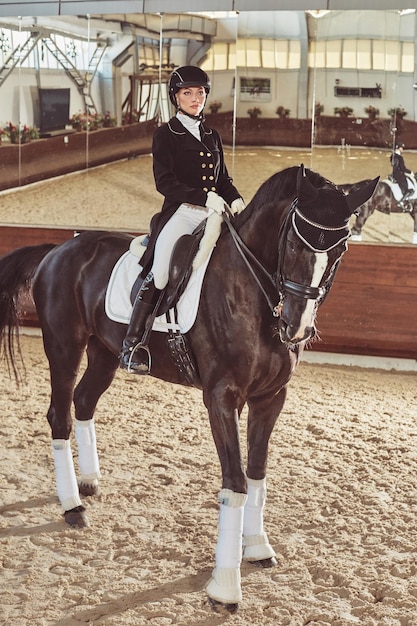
[
  {"left": 279, "top": 320, "right": 294, "bottom": 342},
  {"left": 279, "top": 320, "right": 315, "bottom": 344}
]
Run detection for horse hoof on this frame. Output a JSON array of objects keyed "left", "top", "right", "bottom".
[
  {"left": 250, "top": 556, "right": 278, "bottom": 568},
  {"left": 208, "top": 597, "right": 239, "bottom": 615},
  {"left": 78, "top": 480, "right": 100, "bottom": 497},
  {"left": 64, "top": 505, "right": 90, "bottom": 528}
]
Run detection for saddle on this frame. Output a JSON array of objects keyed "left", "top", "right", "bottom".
[
  {"left": 384, "top": 172, "right": 417, "bottom": 204},
  {"left": 128, "top": 222, "right": 206, "bottom": 387},
  {"left": 130, "top": 220, "right": 206, "bottom": 314}
]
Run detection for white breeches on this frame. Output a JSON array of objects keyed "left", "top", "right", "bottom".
[{"left": 151, "top": 203, "right": 208, "bottom": 290}]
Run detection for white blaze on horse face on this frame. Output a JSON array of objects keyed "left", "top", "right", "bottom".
[{"left": 295, "top": 251, "right": 328, "bottom": 340}]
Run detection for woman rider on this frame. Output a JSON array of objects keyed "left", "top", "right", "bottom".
[
  {"left": 390, "top": 142, "right": 413, "bottom": 208},
  {"left": 119, "top": 65, "right": 245, "bottom": 373}
]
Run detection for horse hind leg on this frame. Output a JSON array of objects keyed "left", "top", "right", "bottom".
[
  {"left": 411, "top": 206, "right": 417, "bottom": 244},
  {"left": 45, "top": 338, "right": 89, "bottom": 528},
  {"left": 73, "top": 336, "right": 119, "bottom": 500},
  {"left": 47, "top": 333, "right": 117, "bottom": 528}
]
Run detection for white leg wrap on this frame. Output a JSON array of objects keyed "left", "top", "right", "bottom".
[
  {"left": 52, "top": 439, "right": 82, "bottom": 511},
  {"left": 205, "top": 567, "right": 242, "bottom": 604},
  {"left": 243, "top": 532, "right": 276, "bottom": 561},
  {"left": 216, "top": 489, "right": 247, "bottom": 569},
  {"left": 206, "top": 489, "right": 247, "bottom": 604},
  {"left": 243, "top": 477, "right": 266, "bottom": 536},
  {"left": 75, "top": 418, "right": 101, "bottom": 480},
  {"left": 243, "top": 477, "right": 276, "bottom": 561}
]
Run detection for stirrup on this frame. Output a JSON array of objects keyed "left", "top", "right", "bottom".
[{"left": 124, "top": 344, "right": 151, "bottom": 374}]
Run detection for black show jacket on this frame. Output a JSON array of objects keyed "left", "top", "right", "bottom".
[{"left": 139, "top": 116, "right": 241, "bottom": 276}]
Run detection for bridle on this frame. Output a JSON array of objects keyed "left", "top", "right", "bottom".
[{"left": 223, "top": 198, "right": 347, "bottom": 318}]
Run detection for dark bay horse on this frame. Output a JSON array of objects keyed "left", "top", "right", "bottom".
[
  {"left": 339, "top": 178, "right": 417, "bottom": 243},
  {"left": 0, "top": 165, "right": 377, "bottom": 611}
]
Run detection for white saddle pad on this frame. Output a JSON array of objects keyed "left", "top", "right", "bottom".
[
  {"left": 105, "top": 248, "right": 211, "bottom": 334},
  {"left": 383, "top": 174, "right": 417, "bottom": 201}
]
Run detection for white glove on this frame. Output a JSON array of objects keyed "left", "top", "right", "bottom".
[
  {"left": 205, "top": 191, "right": 225, "bottom": 215},
  {"left": 230, "top": 197, "right": 246, "bottom": 215}
]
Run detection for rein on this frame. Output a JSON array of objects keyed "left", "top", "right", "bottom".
[{"left": 222, "top": 207, "right": 280, "bottom": 316}]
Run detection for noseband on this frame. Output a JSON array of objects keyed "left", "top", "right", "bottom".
[
  {"left": 276, "top": 199, "right": 327, "bottom": 305},
  {"left": 223, "top": 198, "right": 347, "bottom": 317}
]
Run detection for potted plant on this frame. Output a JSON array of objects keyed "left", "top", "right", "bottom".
[
  {"left": 4, "top": 122, "right": 39, "bottom": 144},
  {"left": 122, "top": 109, "right": 142, "bottom": 125},
  {"left": 334, "top": 106, "right": 354, "bottom": 118},
  {"left": 70, "top": 111, "right": 102, "bottom": 131},
  {"left": 314, "top": 102, "right": 324, "bottom": 116},
  {"left": 247, "top": 106, "right": 261, "bottom": 118},
  {"left": 276, "top": 105, "right": 290, "bottom": 118},
  {"left": 364, "top": 105, "right": 379, "bottom": 120},
  {"left": 388, "top": 106, "right": 407, "bottom": 120},
  {"left": 209, "top": 100, "right": 222, "bottom": 114},
  {"left": 100, "top": 111, "right": 117, "bottom": 128}
]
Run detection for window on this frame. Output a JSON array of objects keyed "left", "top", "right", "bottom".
[
  {"left": 309, "top": 40, "right": 326, "bottom": 68},
  {"left": 326, "top": 39, "right": 341, "bottom": 68},
  {"left": 401, "top": 41, "right": 414, "bottom": 72},
  {"left": 201, "top": 42, "right": 236, "bottom": 71},
  {"left": 309, "top": 38, "right": 414, "bottom": 72},
  {"left": 357, "top": 40, "right": 371, "bottom": 70},
  {"left": 288, "top": 41, "right": 300, "bottom": 69}
]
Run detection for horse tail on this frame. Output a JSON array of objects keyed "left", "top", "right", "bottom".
[{"left": 0, "top": 243, "right": 56, "bottom": 382}]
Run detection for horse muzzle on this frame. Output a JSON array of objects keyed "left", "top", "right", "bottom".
[{"left": 278, "top": 318, "right": 316, "bottom": 346}]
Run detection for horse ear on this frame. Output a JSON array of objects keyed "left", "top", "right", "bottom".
[
  {"left": 297, "top": 164, "right": 319, "bottom": 202},
  {"left": 345, "top": 176, "right": 380, "bottom": 215}
]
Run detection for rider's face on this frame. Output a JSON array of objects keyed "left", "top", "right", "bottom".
[{"left": 176, "top": 86, "right": 206, "bottom": 116}]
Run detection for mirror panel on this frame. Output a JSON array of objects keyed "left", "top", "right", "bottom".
[
  {"left": 0, "top": 9, "right": 416, "bottom": 245},
  {"left": 309, "top": 9, "right": 416, "bottom": 245}
]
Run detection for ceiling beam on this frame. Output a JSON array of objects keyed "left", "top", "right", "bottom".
[{"left": 1, "top": 1, "right": 417, "bottom": 18}]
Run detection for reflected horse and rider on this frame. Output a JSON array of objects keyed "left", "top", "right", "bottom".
[{"left": 339, "top": 142, "right": 417, "bottom": 244}]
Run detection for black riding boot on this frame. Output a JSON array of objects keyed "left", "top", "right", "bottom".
[
  {"left": 119, "top": 272, "right": 160, "bottom": 374},
  {"left": 403, "top": 190, "right": 413, "bottom": 209}
]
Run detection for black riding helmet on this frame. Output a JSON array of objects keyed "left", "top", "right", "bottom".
[{"left": 168, "top": 66, "right": 211, "bottom": 108}]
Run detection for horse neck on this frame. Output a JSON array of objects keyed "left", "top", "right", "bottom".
[{"left": 233, "top": 198, "right": 292, "bottom": 273}]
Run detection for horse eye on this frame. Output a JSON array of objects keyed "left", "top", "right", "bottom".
[{"left": 287, "top": 239, "right": 296, "bottom": 253}]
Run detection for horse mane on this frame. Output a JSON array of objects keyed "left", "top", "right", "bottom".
[{"left": 233, "top": 165, "right": 336, "bottom": 228}]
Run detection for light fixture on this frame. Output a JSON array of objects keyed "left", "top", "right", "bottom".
[{"left": 306, "top": 10, "right": 331, "bottom": 19}]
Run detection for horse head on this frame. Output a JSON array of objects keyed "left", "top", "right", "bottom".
[{"left": 276, "top": 165, "right": 379, "bottom": 346}]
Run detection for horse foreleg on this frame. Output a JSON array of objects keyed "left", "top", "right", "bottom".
[
  {"left": 202, "top": 385, "right": 248, "bottom": 609},
  {"left": 243, "top": 388, "right": 287, "bottom": 567},
  {"left": 206, "top": 488, "right": 247, "bottom": 608},
  {"left": 243, "top": 477, "right": 277, "bottom": 566}
]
